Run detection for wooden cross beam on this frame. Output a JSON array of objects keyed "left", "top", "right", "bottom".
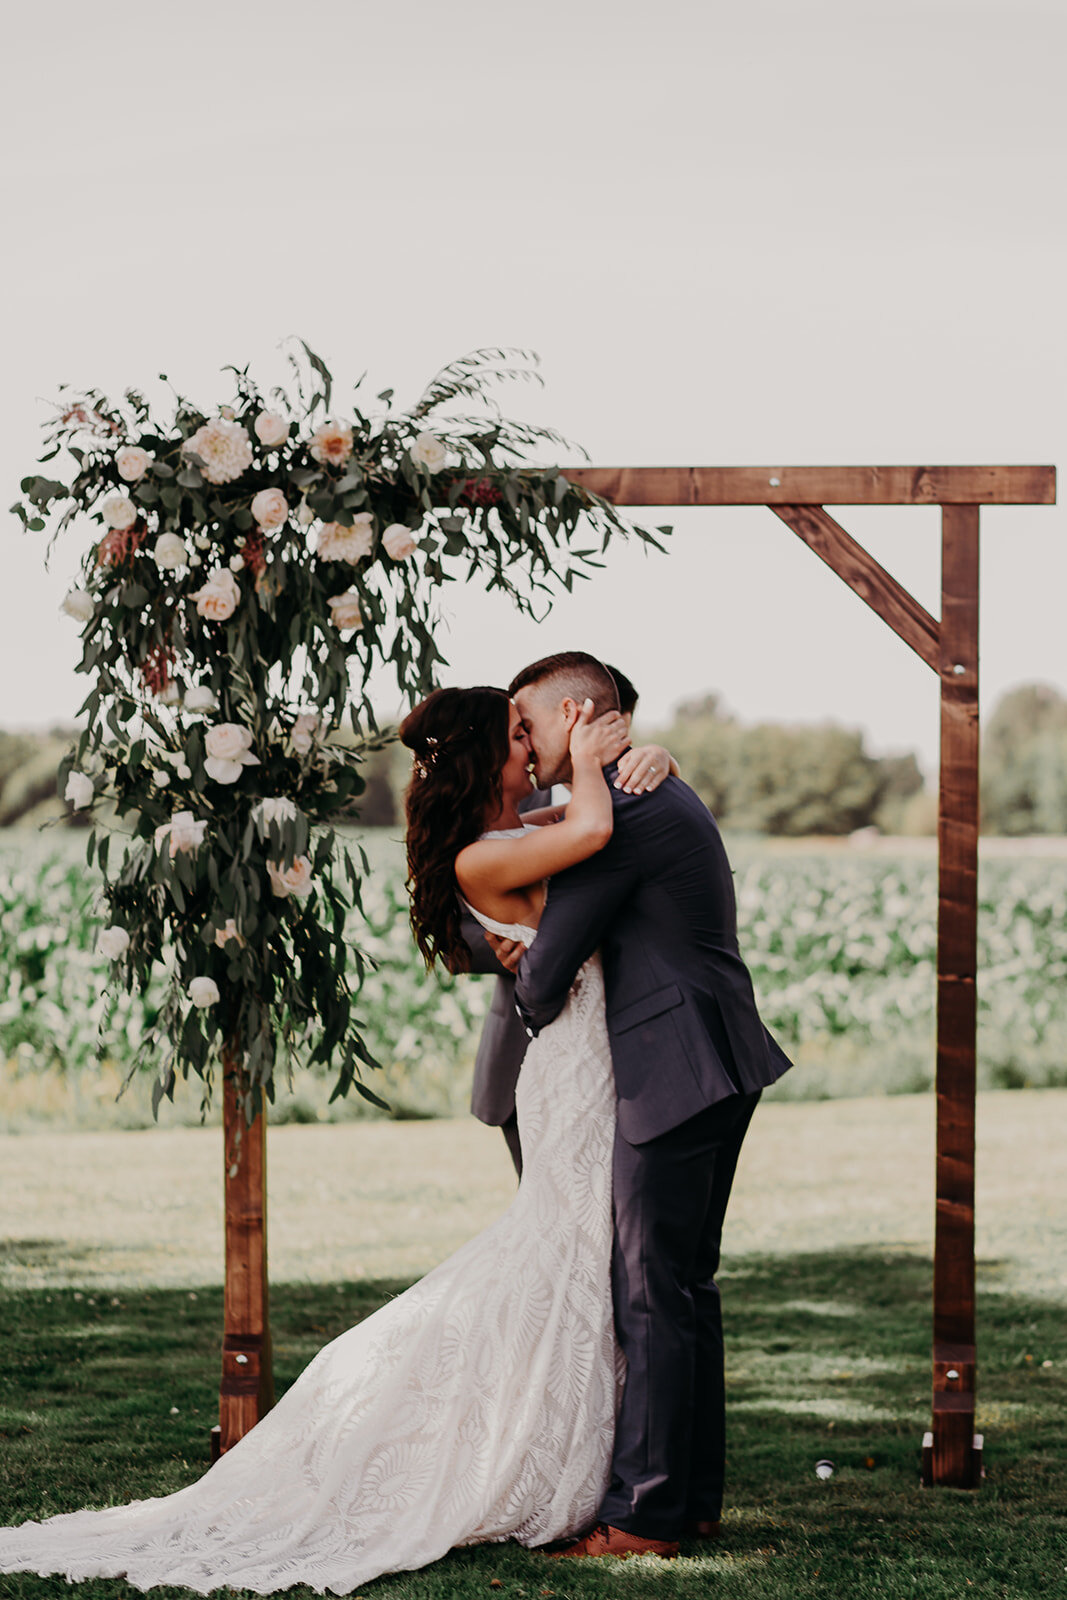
[
  {"left": 562, "top": 462, "right": 1057, "bottom": 1490},
  {"left": 563, "top": 464, "right": 1055, "bottom": 506}
]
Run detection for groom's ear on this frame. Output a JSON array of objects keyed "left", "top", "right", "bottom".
[{"left": 558, "top": 696, "right": 581, "bottom": 729}]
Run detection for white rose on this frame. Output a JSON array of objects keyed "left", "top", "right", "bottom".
[
  {"left": 192, "top": 567, "right": 241, "bottom": 622},
  {"left": 155, "top": 810, "right": 208, "bottom": 857},
  {"left": 308, "top": 420, "right": 353, "bottom": 466},
  {"left": 382, "top": 523, "right": 418, "bottom": 560},
  {"left": 158, "top": 683, "right": 181, "bottom": 705},
  {"left": 61, "top": 588, "right": 95, "bottom": 622},
  {"left": 116, "top": 446, "right": 151, "bottom": 482},
  {"left": 267, "top": 855, "right": 315, "bottom": 899},
  {"left": 194, "top": 532, "right": 212, "bottom": 550},
  {"left": 204, "top": 758, "right": 244, "bottom": 784},
  {"left": 205, "top": 723, "right": 255, "bottom": 762},
  {"left": 152, "top": 768, "right": 171, "bottom": 787},
  {"left": 411, "top": 431, "right": 446, "bottom": 473},
  {"left": 188, "top": 976, "right": 220, "bottom": 1008},
  {"left": 290, "top": 714, "right": 320, "bottom": 756},
  {"left": 153, "top": 532, "right": 188, "bottom": 569},
  {"left": 250, "top": 487, "right": 289, "bottom": 530},
  {"left": 295, "top": 498, "right": 316, "bottom": 527},
  {"left": 183, "top": 685, "right": 218, "bottom": 714},
  {"left": 204, "top": 722, "right": 259, "bottom": 784},
  {"left": 327, "top": 590, "right": 363, "bottom": 631},
  {"left": 229, "top": 554, "right": 245, "bottom": 572},
  {"left": 65, "top": 771, "right": 94, "bottom": 809},
  {"left": 214, "top": 918, "right": 245, "bottom": 950},
  {"left": 254, "top": 796, "right": 299, "bottom": 833},
  {"left": 254, "top": 412, "right": 289, "bottom": 449},
  {"left": 317, "top": 515, "right": 374, "bottom": 563},
  {"left": 101, "top": 493, "right": 138, "bottom": 530},
  {"left": 98, "top": 926, "right": 131, "bottom": 959}
]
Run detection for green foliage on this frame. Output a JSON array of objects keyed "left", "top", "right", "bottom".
[
  {"left": 12, "top": 347, "right": 665, "bottom": 1119},
  {"left": 1, "top": 1249, "right": 1065, "bottom": 1600},
  {"left": 652, "top": 697, "right": 925, "bottom": 836},
  {"left": 981, "top": 682, "right": 1067, "bottom": 835}
]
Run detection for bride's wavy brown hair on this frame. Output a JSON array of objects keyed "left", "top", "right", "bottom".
[{"left": 400, "top": 685, "right": 512, "bottom": 973}]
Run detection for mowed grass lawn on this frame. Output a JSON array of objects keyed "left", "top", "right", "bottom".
[{"left": 1, "top": 1092, "right": 1065, "bottom": 1600}]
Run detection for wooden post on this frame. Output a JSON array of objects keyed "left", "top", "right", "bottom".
[
  {"left": 213, "top": 1062, "right": 274, "bottom": 1457},
  {"left": 924, "top": 504, "right": 982, "bottom": 1488}
]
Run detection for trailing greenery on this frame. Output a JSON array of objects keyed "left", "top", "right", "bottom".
[{"left": 10, "top": 347, "right": 666, "bottom": 1123}]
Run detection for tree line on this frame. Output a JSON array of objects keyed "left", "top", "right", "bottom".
[{"left": 2, "top": 682, "right": 1064, "bottom": 836}]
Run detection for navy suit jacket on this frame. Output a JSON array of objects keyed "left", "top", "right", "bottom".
[{"left": 514, "top": 763, "right": 791, "bottom": 1145}]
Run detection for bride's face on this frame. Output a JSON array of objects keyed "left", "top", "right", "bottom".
[{"left": 498, "top": 703, "right": 535, "bottom": 804}]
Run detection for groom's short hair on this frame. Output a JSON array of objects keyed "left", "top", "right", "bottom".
[
  {"left": 604, "top": 665, "right": 638, "bottom": 718},
  {"left": 508, "top": 651, "right": 620, "bottom": 716}
]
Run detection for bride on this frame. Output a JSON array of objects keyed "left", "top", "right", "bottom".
[{"left": 0, "top": 685, "right": 637, "bottom": 1596}]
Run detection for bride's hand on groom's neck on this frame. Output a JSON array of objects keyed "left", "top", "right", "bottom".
[{"left": 569, "top": 699, "right": 629, "bottom": 769}]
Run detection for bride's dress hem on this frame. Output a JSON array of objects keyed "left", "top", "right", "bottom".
[{"left": 0, "top": 946, "right": 619, "bottom": 1597}]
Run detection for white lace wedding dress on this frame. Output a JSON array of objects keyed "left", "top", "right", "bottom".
[{"left": 0, "top": 836, "right": 619, "bottom": 1596}]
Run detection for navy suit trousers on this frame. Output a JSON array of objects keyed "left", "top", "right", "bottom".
[{"left": 599, "top": 1088, "right": 761, "bottom": 1539}]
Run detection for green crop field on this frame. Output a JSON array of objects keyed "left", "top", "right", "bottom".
[{"left": 2, "top": 827, "right": 1065, "bottom": 1131}]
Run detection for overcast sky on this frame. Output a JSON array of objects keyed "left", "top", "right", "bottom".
[{"left": 1, "top": 0, "right": 1062, "bottom": 773}]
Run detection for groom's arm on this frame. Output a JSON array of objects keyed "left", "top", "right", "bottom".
[
  {"left": 460, "top": 910, "right": 518, "bottom": 978},
  {"left": 514, "top": 824, "right": 640, "bottom": 1034}
]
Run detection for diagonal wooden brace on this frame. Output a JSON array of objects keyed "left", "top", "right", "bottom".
[{"left": 770, "top": 504, "right": 941, "bottom": 672}]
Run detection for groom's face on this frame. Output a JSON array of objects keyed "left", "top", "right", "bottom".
[{"left": 512, "top": 685, "right": 574, "bottom": 789}]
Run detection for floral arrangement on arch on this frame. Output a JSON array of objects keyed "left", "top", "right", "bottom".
[{"left": 14, "top": 345, "right": 667, "bottom": 1119}]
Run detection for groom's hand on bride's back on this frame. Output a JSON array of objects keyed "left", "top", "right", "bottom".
[{"left": 485, "top": 932, "right": 525, "bottom": 975}]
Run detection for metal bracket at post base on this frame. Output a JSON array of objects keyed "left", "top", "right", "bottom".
[
  {"left": 210, "top": 1342, "right": 264, "bottom": 1461},
  {"left": 921, "top": 1431, "right": 984, "bottom": 1488}
]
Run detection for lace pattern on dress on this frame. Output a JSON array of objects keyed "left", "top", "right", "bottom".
[{"left": 0, "top": 832, "right": 619, "bottom": 1595}]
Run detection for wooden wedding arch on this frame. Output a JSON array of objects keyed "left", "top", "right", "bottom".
[
  {"left": 218, "top": 462, "right": 1056, "bottom": 1493},
  {"left": 562, "top": 463, "right": 1056, "bottom": 1489}
]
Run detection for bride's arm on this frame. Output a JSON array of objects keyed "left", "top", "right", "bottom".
[
  {"left": 455, "top": 701, "right": 625, "bottom": 902},
  {"left": 520, "top": 743, "right": 679, "bottom": 823}
]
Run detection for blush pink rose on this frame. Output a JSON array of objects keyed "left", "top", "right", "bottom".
[
  {"left": 192, "top": 567, "right": 241, "bottom": 621},
  {"left": 267, "top": 855, "right": 315, "bottom": 899},
  {"left": 116, "top": 447, "right": 151, "bottom": 481},
  {"left": 254, "top": 412, "right": 289, "bottom": 448},
  {"left": 250, "top": 487, "right": 289, "bottom": 530},
  {"left": 382, "top": 523, "right": 418, "bottom": 560}
]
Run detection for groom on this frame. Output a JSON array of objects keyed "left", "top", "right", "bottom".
[{"left": 496, "top": 651, "right": 791, "bottom": 1560}]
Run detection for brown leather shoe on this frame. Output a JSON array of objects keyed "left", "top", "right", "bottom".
[
  {"left": 545, "top": 1522, "right": 680, "bottom": 1560},
  {"left": 683, "top": 1518, "right": 722, "bottom": 1539}
]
